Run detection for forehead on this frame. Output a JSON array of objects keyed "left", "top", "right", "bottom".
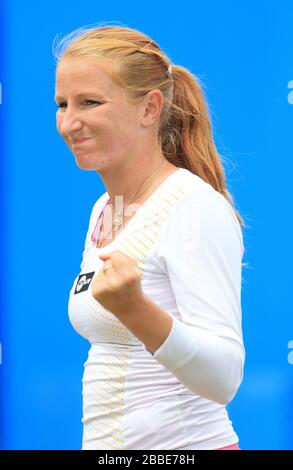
[{"left": 55, "top": 57, "right": 121, "bottom": 96}]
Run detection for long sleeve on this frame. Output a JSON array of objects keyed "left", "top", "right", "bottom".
[{"left": 148, "top": 187, "right": 245, "bottom": 405}]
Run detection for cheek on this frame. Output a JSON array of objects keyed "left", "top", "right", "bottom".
[
  {"left": 123, "top": 110, "right": 141, "bottom": 136},
  {"left": 114, "top": 113, "right": 139, "bottom": 140}
]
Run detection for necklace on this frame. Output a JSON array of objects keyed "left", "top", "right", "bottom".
[{"left": 97, "top": 157, "right": 166, "bottom": 246}]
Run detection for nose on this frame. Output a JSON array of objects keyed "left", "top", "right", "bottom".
[{"left": 58, "top": 106, "right": 83, "bottom": 140}]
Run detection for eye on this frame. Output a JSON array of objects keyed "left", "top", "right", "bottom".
[
  {"left": 83, "top": 100, "right": 100, "bottom": 106},
  {"left": 55, "top": 100, "right": 101, "bottom": 109},
  {"left": 56, "top": 102, "right": 66, "bottom": 109}
]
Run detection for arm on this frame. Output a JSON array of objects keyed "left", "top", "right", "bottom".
[
  {"left": 114, "top": 292, "right": 244, "bottom": 406},
  {"left": 94, "top": 188, "right": 245, "bottom": 405},
  {"left": 152, "top": 188, "right": 245, "bottom": 405}
]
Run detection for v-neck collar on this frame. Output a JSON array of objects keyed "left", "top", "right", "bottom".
[{"left": 91, "top": 167, "right": 185, "bottom": 252}]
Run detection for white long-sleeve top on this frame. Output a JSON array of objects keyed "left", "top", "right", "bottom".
[{"left": 68, "top": 167, "right": 245, "bottom": 450}]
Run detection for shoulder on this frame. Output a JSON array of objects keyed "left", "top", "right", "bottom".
[
  {"left": 88, "top": 191, "right": 109, "bottom": 225},
  {"left": 164, "top": 168, "right": 236, "bottom": 217},
  {"left": 158, "top": 168, "right": 244, "bottom": 253}
]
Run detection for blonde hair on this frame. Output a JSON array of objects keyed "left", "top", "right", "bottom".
[{"left": 53, "top": 24, "right": 244, "bottom": 227}]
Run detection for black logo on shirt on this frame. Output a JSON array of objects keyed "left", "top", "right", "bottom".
[{"left": 74, "top": 271, "right": 95, "bottom": 294}]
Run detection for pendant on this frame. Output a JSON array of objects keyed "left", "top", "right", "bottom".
[{"left": 112, "top": 211, "right": 123, "bottom": 231}]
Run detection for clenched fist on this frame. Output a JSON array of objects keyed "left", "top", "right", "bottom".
[{"left": 91, "top": 250, "right": 144, "bottom": 315}]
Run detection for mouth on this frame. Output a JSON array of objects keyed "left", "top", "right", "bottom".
[{"left": 71, "top": 137, "right": 92, "bottom": 146}]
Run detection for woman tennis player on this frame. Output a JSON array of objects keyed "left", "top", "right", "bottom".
[{"left": 53, "top": 24, "right": 245, "bottom": 450}]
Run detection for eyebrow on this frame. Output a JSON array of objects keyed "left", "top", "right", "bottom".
[{"left": 54, "top": 93, "right": 105, "bottom": 102}]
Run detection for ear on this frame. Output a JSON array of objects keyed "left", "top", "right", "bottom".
[{"left": 140, "top": 89, "right": 163, "bottom": 127}]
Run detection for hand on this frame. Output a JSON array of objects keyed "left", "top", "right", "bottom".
[{"left": 91, "top": 250, "right": 144, "bottom": 315}]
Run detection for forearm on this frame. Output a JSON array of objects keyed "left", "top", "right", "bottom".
[
  {"left": 151, "top": 315, "right": 245, "bottom": 404},
  {"left": 114, "top": 294, "right": 244, "bottom": 405},
  {"left": 113, "top": 293, "right": 174, "bottom": 354}
]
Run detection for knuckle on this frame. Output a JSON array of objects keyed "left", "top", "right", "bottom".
[{"left": 124, "top": 268, "right": 142, "bottom": 284}]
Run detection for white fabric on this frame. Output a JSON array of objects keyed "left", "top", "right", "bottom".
[{"left": 68, "top": 168, "right": 245, "bottom": 450}]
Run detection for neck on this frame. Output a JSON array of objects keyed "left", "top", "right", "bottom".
[{"left": 97, "top": 149, "right": 174, "bottom": 208}]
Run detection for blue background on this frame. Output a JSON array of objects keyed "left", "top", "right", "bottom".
[{"left": 1, "top": 0, "right": 293, "bottom": 450}]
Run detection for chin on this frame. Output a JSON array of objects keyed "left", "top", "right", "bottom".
[
  {"left": 74, "top": 157, "right": 94, "bottom": 170},
  {"left": 74, "top": 151, "right": 114, "bottom": 171},
  {"left": 76, "top": 161, "right": 97, "bottom": 171}
]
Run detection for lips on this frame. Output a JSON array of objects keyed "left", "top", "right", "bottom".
[{"left": 72, "top": 137, "right": 91, "bottom": 144}]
